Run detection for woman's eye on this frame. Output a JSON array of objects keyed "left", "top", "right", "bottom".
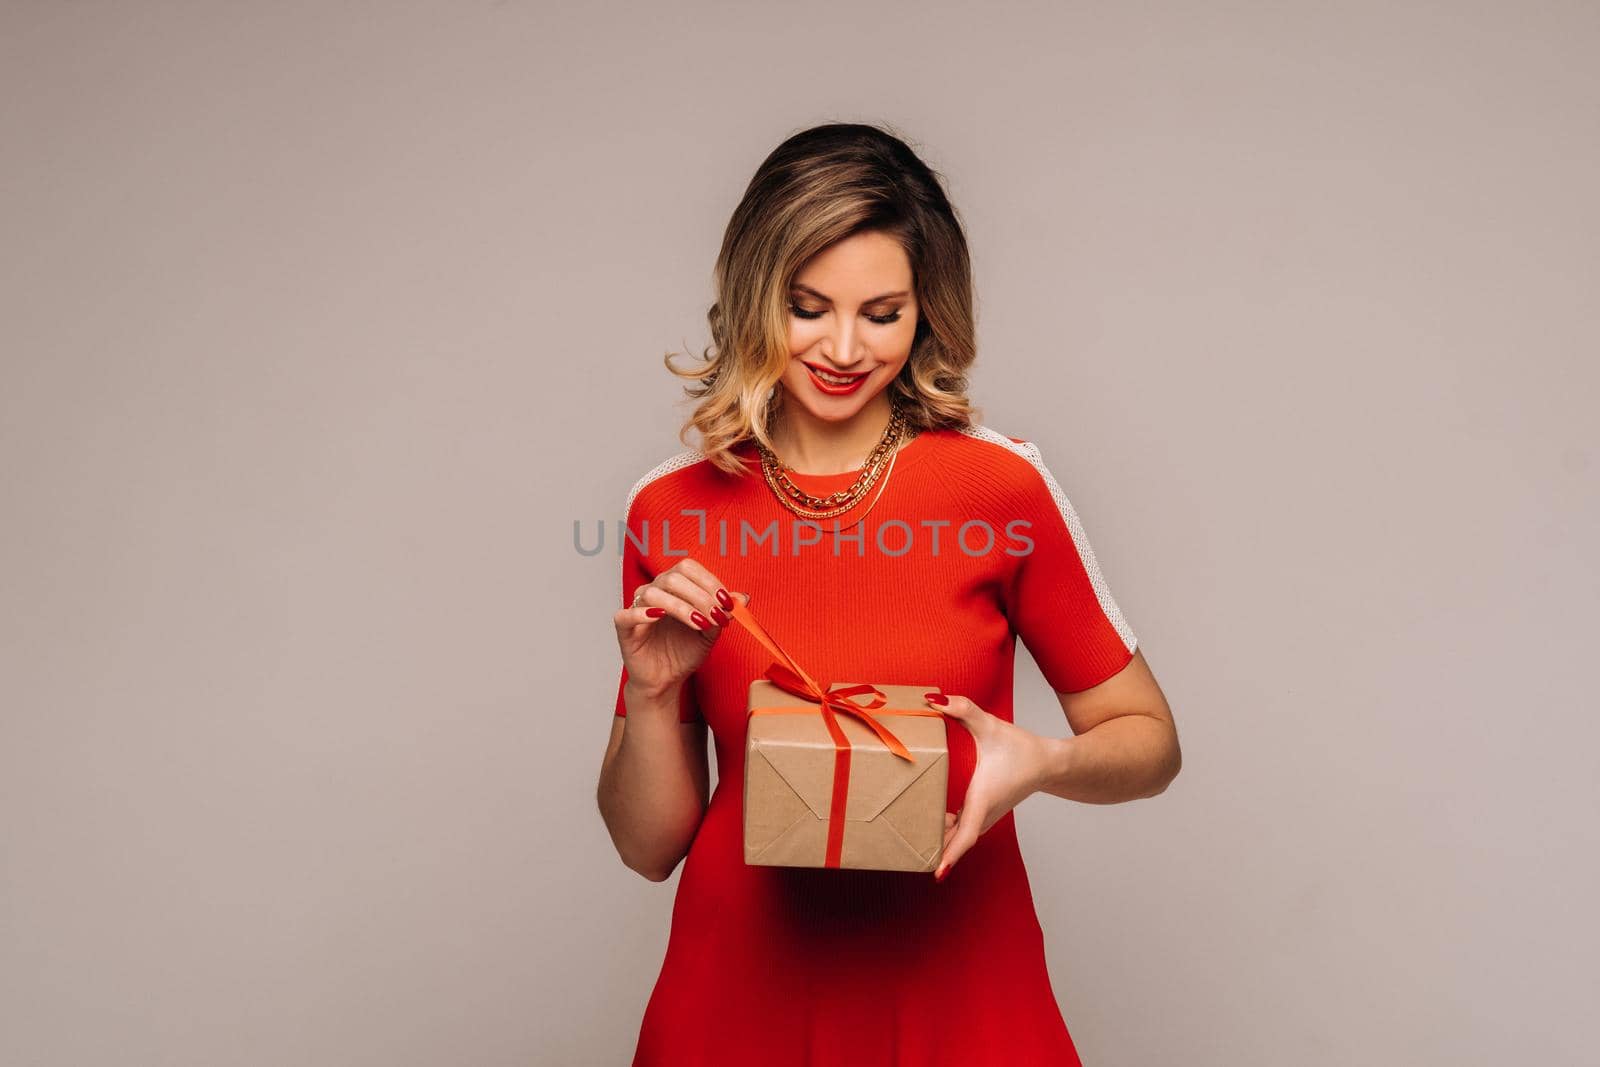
[{"left": 788, "top": 304, "right": 902, "bottom": 325}]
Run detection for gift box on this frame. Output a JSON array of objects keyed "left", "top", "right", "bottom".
[
  {"left": 728, "top": 601, "right": 948, "bottom": 873},
  {"left": 744, "top": 678, "right": 949, "bottom": 871}
]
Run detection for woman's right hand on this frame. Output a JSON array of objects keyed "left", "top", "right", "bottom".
[{"left": 614, "top": 558, "right": 747, "bottom": 699}]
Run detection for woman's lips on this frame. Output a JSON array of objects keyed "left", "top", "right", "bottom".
[{"left": 804, "top": 363, "right": 870, "bottom": 395}]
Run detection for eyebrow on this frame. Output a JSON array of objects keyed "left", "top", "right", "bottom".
[{"left": 790, "top": 283, "right": 910, "bottom": 305}]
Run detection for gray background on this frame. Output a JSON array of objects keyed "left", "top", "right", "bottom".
[{"left": 2, "top": 2, "right": 1595, "bottom": 1064}]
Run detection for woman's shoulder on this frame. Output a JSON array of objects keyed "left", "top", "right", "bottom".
[
  {"left": 937, "top": 423, "right": 1045, "bottom": 461},
  {"left": 925, "top": 424, "right": 1059, "bottom": 496},
  {"left": 621, "top": 444, "right": 750, "bottom": 522},
  {"left": 923, "top": 426, "right": 1098, "bottom": 546}
]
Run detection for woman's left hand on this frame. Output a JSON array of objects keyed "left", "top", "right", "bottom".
[{"left": 925, "top": 691, "right": 1055, "bottom": 881}]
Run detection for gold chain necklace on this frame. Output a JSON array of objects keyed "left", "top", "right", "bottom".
[
  {"left": 757, "top": 402, "right": 908, "bottom": 520},
  {"left": 823, "top": 431, "right": 909, "bottom": 529}
]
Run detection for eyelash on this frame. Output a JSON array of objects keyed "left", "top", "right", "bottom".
[{"left": 789, "top": 304, "right": 901, "bottom": 325}]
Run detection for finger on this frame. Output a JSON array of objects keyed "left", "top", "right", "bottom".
[
  {"left": 666, "top": 559, "right": 742, "bottom": 620},
  {"left": 614, "top": 598, "right": 671, "bottom": 628},
  {"left": 937, "top": 800, "right": 986, "bottom": 880},
  {"left": 625, "top": 582, "right": 663, "bottom": 614},
  {"left": 926, "top": 692, "right": 987, "bottom": 736},
  {"left": 653, "top": 570, "right": 729, "bottom": 631},
  {"left": 624, "top": 580, "right": 715, "bottom": 634},
  {"left": 656, "top": 568, "right": 729, "bottom": 628},
  {"left": 614, "top": 585, "right": 649, "bottom": 628},
  {"left": 931, "top": 693, "right": 978, "bottom": 718}
]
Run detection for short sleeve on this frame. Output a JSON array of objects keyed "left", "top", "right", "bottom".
[
  {"left": 613, "top": 487, "right": 704, "bottom": 723},
  {"left": 1002, "top": 441, "right": 1138, "bottom": 694}
]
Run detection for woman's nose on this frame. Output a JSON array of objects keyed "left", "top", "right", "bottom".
[{"left": 823, "top": 323, "right": 867, "bottom": 368}]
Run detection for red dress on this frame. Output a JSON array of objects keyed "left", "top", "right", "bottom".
[{"left": 613, "top": 426, "right": 1138, "bottom": 1066}]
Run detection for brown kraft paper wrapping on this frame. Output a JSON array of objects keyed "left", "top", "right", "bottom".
[{"left": 744, "top": 679, "right": 949, "bottom": 873}]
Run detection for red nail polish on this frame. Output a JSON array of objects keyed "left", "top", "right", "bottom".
[
  {"left": 644, "top": 607, "right": 666, "bottom": 618},
  {"left": 690, "top": 611, "right": 711, "bottom": 630},
  {"left": 934, "top": 866, "right": 947, "bottom": 882},
  {"left": 716, "top": 588, "right": 733, "bottom": 611},
  {"left": 710, "top": 608, "right": 729, "bottom": 626},
  {"left": 925, "top": 692, "right": 947, "bottom": 705}
]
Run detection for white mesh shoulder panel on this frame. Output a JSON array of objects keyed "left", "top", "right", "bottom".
[
  {"left": 955, "top": 425, "right": 1137, "bottom": 652},
  {"left": 624, "top": 448, "right": 710, "bottom": 520}
]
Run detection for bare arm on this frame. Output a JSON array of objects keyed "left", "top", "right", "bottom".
[
  {"left": 1034, "top": 649, "right": 1181, "bottom": 804},
  {"left": 597, "top": 680, "right": 710, "bottom": 881},
  {"left": 932, "top": 648, "right": 1180, "bottom": 877},
  {"left": 595, "top": 553, "right": 745, "bottom": 882}
]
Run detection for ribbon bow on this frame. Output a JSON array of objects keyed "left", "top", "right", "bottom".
[{"left": 727, "top": 597, "right": 918, "bottom": 762}]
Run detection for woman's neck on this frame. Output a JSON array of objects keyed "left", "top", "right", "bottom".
[{"left": 768, "top": 394, "right": 896, "bottom": 476}]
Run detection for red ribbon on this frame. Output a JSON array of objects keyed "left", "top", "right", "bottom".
[{"left": 728, "top": 598, "right": 942, "bottom": 868}]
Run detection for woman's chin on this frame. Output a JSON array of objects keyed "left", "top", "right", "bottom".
[{"left": 790, "top": 392, "right": 880, "bottom": 421}]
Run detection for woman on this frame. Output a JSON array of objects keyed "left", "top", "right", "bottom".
[{"left": 597, "top": 122, "right": 1179, "bottom": 1066}]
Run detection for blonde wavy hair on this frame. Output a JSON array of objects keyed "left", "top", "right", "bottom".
[{"left": 664, "top": 122, "right": 979, "bottom": 476}]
